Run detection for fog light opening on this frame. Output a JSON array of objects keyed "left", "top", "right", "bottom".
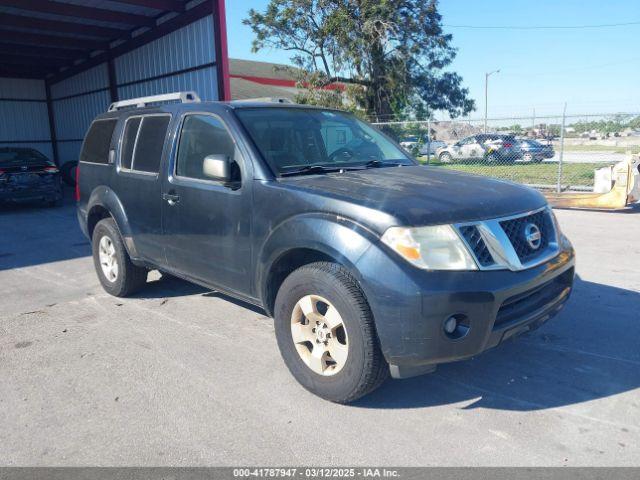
[{"left": 443, "top": 314, "right": 470, "bottom": 340}]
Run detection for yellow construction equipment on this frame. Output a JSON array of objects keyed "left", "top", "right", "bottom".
[{"left": 544, "top": 155, "right": 639, "bottom": 210}]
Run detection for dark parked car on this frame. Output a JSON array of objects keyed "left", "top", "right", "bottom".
[
  {"left": 77, "top": 92, "right": 575, "bottom": 403},
  {"left": 520, "top": 139, "right": 555, "bottom": 162},
  {"left": 0, "top": 147, "right": 62, "bottom": 206}
]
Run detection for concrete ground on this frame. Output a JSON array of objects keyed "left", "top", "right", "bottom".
[{"left": 1, "top": 192, "right": 639, "bottom": 466}]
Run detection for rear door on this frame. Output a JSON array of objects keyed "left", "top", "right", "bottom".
[
  {"left": 114, "top": 113, "right": 171, "bottom": 265},
  {"left": 161, "top": 112, "right": 252, "bottom": 295}
]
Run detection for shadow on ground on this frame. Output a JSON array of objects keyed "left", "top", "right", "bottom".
[
  {"left": 0, "top": 188, "right": 90, "bottom": 270},
  {"left": 131, "top": 274, "right": 267, "bottom": 315}
]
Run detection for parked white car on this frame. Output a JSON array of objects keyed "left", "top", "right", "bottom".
[
  {"left": 437, "top": 134, "right": 523, "bottom": 163},
  {"left": 400, "top": 136, "right": 447, "bottom": 156}
]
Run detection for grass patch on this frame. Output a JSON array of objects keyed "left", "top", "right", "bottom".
[{"left": 418, "top": 159, "right": 614, "bottom": 187}]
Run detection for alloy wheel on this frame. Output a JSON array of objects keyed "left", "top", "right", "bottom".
[
  {"left": 98, "top": 235, "right": 118, "bottom": 282},
  {"left": 290, "top": 295, "right": 349, "bottom": 376}
]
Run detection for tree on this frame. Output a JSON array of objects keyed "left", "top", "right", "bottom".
[{"left": 244, "top": 0, "right": 475, "bottom": 120}]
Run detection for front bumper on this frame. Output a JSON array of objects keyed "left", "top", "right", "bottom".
[{"left": 356, "top": 240, "right": 575, "bottom": 377}]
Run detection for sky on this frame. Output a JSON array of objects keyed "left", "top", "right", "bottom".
[{"left": 225, "top": 0, "right": 640, "bottom": 120}]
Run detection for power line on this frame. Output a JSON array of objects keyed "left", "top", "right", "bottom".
[{"left": 443, "top": 21, "right": 640, "bottom": 30}]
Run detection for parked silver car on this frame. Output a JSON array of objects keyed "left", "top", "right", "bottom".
[{"left": 437, "top": 134, "right": 522, "bottom": 163}]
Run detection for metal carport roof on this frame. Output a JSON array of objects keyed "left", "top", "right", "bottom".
[{"left": 0, "top": 0, "right": 229, "bottom": 99}]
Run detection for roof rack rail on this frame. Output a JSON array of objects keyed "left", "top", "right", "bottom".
[
  {"left": 108, "top": 91, "right": 201, "bottom": 112},
  {"left": 233, "top": 97, "right": 294, "bottom": 104}
]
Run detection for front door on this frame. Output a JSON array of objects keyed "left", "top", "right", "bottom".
[{"left": 161, "top": 112, "right": 252, "bottom": 296}]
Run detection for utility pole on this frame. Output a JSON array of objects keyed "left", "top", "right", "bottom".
[
  {"left": 557, "top": 102, "right": 568, "bottom": 193},
  {"left": 484, "top": 69, "right": 500, "bottom": 133},
  {"left": 532, "top": 108, "right": 536, "bottom": 130}
]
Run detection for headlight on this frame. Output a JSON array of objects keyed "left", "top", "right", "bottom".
[
  {"left": 549, "top": 208, "right": 571, "bottom": 248},
  {"left": 381, "top": 225, "right": 477, "bottom": 271}
]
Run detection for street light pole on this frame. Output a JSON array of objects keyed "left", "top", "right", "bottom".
[{"left": 484, "top": 69, "right": 500, "bottom": 133}]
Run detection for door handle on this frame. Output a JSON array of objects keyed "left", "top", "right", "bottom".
[{"left": 162, "top": 192, "right": 180, "bottom": 206}]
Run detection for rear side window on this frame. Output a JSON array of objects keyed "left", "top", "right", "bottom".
[
  {"left": 134, "top": 116, "right": 171, "bottom": 173},
  {"left": 80, "top": 119, "right": 117, "bottom": 164},
  {"left": 119, "top": 114, "right": 170, "bottom": 174}
]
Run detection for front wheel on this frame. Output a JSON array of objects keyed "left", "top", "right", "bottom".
[{"left": 274, "top": 262, "right": 388, "bottom": 403}]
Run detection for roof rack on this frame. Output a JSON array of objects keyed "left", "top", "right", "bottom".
[
  {"left": 108, "top": 91, "right": 201, "bottom": 112},
  {"left": 233, "top": 97, "right": 294, "bottom": 104}
]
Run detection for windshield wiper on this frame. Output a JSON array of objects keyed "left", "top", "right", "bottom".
[
  {"left": 281, "top": 164, "right": 359, "bottom": 177},
  {"left": 363, "top": 159, "right": 404, "bottom": 168}
]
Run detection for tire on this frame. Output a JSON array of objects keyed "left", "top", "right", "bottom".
[
  {"left": 523, "top": 152, "right": 533, "bottom": 162},
  {"left": 486, "top": 153, "right": 498, "bottom": 163},
  {"left": 438, "top": 152, "right": 453, "bottom": 163},
  {"left": 274, "top": 262, "right": 388, "bottom": 403},
  {"left": 92, "top": 217, "right": 148, "bottom": 297}
]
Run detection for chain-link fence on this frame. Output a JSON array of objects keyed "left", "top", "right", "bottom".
[{"left": 374, "top": 113, "right": 640, "bottom": 192}]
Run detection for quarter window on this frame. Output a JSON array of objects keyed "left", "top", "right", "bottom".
[
  {"left": 121, "top": 117, "right": 141, "bottom": 170},
  {"left": 80, "top": 119, "right": 117, "bottom": 164},
  {"left": 120, "top": 115, "right": 170, "bottom": 174},
  {"left": 176, "top": 114, "right": 238, "bottom": 182}
]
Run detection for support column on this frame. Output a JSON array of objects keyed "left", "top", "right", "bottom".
[
  {"left": 212, "top": 0, "right": 230, "bottom": 101},
  {"left": 45, "top": 81, "right": 59, "bottom": 166}
]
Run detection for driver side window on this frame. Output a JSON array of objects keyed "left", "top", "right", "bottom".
[{"left": 176, "top": 114, "right": 240, "bottom": 182}]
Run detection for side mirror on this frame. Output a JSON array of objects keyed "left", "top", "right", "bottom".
[{"left": 202, "top": 154, "right": 231, "bottom": 182}]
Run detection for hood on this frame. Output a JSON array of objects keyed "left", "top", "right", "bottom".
[{"left": 282, "top": 165, "right": 547, "bottom": 226}]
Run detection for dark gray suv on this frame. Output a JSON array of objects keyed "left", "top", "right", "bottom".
[{"left": 77, "top": 92, "right": 575, "bottom": 403}]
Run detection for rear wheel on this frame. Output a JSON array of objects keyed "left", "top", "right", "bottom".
[
  {"left": 92, "top": 217, "right": 148, "bottom": 297},
  {"left": 523, "top": 152, "right": 534, "bottom": 162},
  {"left": 274, "top": 262, "right": 388, "bottom": 403},
  {"left": 438, "top": 152, "right": 453, "bottom": 163}
]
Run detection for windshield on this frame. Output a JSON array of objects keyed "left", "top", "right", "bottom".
[
  {"left": 235, "top": 108, "right": 414, "bottom": 175},
  {"left": 0, "top": 148, "right": 51, "bottom": 168}
]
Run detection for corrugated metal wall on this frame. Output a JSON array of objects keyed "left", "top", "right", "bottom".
[
  {"left": 115, "top": 16, "right": 215, "bottom": 85},
  {"left": 50, "top": 64, "right": 111, "bottom": 164},
  {"left": 0, "top": 78, "right": 54, "bottom": 160},
  {"left": 48, "top": 14, "right": 219, "bottom": 164},
  {"left": 118, "top": 67, "right": 218, "bottom": 103}
]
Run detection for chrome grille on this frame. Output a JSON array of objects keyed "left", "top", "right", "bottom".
[
  {"left": 500, "top": 210, "right": 553, "bottom": 263},
  {"left": 458, "top": 225, "right": 495, "bottom": 267},
  {"left": 456, "top": 207, "right": 559, "bottom": 271}
]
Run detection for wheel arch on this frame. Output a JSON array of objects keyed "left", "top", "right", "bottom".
[
  {"left": 86, "top": 186, "right": 139, "bottom": 259},
  {"left": 258, "top": 214, "right": 377, "bottom": 317}
]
